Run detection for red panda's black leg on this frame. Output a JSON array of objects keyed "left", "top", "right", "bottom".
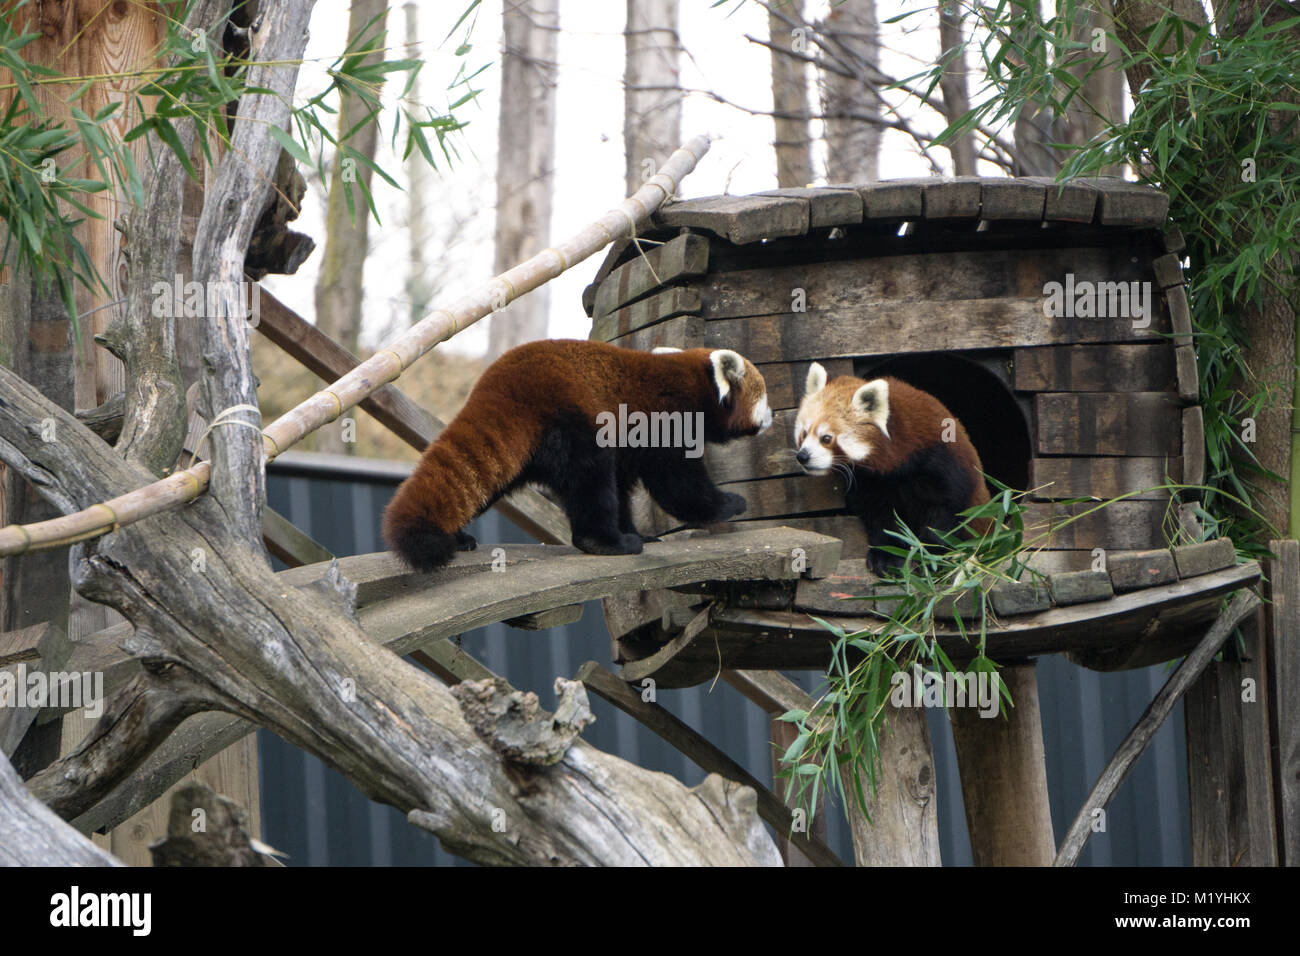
[
  {"left": 554, "top": 448, "right": 643, "bottom": 557},
  {"left": 455, "top": 530, "right": 477, "bottom": 551},
  {"left": 640, "top": 453, "right": 747, "bottom": 526}
]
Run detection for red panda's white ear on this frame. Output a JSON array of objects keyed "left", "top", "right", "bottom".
[
  {"left": 852, "top": 379, "right": 891, "bottom": 438},
  {"left": 710, "top": 349, "right": 745, "bottom": 401},
  {"left": 805, "top": 362, "right": 827, "bottom": 397}
]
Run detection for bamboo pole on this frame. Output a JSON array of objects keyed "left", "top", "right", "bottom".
[{"left": 0, "top": 135, "right": 712, "bottom": 557}]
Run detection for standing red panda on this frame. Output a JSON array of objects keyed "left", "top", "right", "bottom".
[
  {"left": 382, "top": 339, "right": 772, "bottom": 571},
  {"left": 793, "top": 363, "right": 990, "bottom": 575}
]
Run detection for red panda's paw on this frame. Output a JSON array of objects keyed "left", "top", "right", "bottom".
[
  {"left": 716, "top": 492, "right": 747, "bottom": 521},
  {"left": 866, "top": 547, "right": 905, "bottom": 579},
  {"left": 455, "top": 531, "right": 478, "bottom": 552},
  {"left": 573, "top": 532, "right": 645, "bottom": 556}
]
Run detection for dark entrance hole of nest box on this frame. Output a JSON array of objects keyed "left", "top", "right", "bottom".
[{"left": 856, "top": 352, "right": 1032, "bottom": 494}]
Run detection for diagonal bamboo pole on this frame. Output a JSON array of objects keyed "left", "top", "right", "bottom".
[{"left": 0, "top": 135, "right": 712, "bottom": 557}]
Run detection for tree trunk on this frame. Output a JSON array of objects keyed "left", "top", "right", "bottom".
[
  {"left": 313, "top": 0, "right": 387, "bottom": 453},
  {"left": 403, "top": 2, "right": 431, "bottom": 327},
  {"left": 625, "top": 0, "right": 683, "bottom": 196},
  {"left": 818, "top": 0, "right": 881, "bottom": 183},
  {"left": 938, "top": 2, "right": 976, "bottom": 175},
  {"left": 487, "top": 0, "right": 558, "bottom": 362},
  {"left": 768, "top": 1, "right": 814, "bottom": 188}
]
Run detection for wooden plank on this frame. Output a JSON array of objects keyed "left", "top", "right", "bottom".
[
  {"left": 576, "top": 661, "right": 843, "bottom": 866},
  {"left": 1106, "top": 548, "right": 1178, "bottom": 592},
  {"left": 589, "top": 286, "right": 702, "bottom": 343},
  {"left": 709, "top": 515, "right": 870, "bottom": 561},
  {"left": 1035, "top": 392, "right": 1182, "bottom": 456},
  {"left": 1182, "top": 406, "right": 1205, "bottom": 494},
  {"left": 504, "top": 604, "right": 584, "bottom": 631},
  {"left": 581, "top": 238, "right": 633, "bottom": 316},
  {"left": 701, "top": 246, "right": 1141, "bottom": 322},
  {"left": 756, "top": 358, "right": 854, "bottom": 411},
  {"left": 703, "top": 409, "right": 801, "bottom": 484},
  {"left": 1165, "top": 284, "right": 1193, "bottom": 346},
  {"left": 0, "top": 622, "right": 47, "bottom": 667},
  {"left": 1084, "top": 177, "right": 1170, "bottom": 227},
  {"left": 1267, "top": 540, "right": 1300, "bottom": 866},
  {"left": 757, "top": 187, "right": 862, "bottom": 227},
  {"left": 1151, "top": 252, "right": 1185, "bottom": 289},
  {"left": 1029, "top": 457, "right": 1180, "bottom": 501},
  {"left": 255, "top": 288, "right": 571, "bottom": 545},
  {"left": 1184, "top": 604, "right": 1279, "bottom": 866},
  {"left": 858, "top": 179, "right": 927, "bottom": 219},
  {"left": 710, "top": 302, "right": 1163, "bottom": 365},
  {"left": 262, "top": 507, "right": 334, "bottom": 568},
  {"left": 1175, "top": 345, "right": 1199, "bottom": 402},
  {"left": 1023, "top": 500, "right": 1171, "bottom": 551},
  {"left": 628, "top": 562, "right": 1261, "bottom": 687},
  {"left": 653, "top": 195, "right": 808, "bottom": 245},
  {"left": 609, "top": 314, "right": 703, "bottom": 353},
  {"left": 1163, "top": 226, "right": 1186, "bottom": 255},
  {"left": 979, "top": 179, "right": 1046, "bottom": 220},
  {"left": 1047, "top": 569, "right": 1113, "bottom": 606},
  {"left": 1013, "top": 344, "right": 1175, "bottom": 392},
  {"left": 1054, "top": 590, "right": 1261, "bottom": 865},
  {"left": 1172, "top": 538, "right": 1235, "bottom": 578},
  {"left": 593, "top": 233, "right": 710, "bottom": 319},
  {"left": 1024, "top": 177, "right": 1099, "bottom": 222},
  {"left": 922, "top": 177, "right": 982, "bottom": 218}
]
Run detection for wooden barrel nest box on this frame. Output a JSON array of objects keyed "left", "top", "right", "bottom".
[{"left": 584, "top": 177, "right": 1256, "bottom": 688}]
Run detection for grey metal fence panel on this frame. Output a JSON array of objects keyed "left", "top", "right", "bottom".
[{"left": 261, "top": 458, "right": 1189, "bottom": 866}]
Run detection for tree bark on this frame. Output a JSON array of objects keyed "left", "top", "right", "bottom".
[
  {"left": 625, "top": 0, "right": 683, "bottom": 196},
  {"left": 0, "top": 750, "right": 122, "bottom": 866},
  {"left": 938, "top": 2, "right": 977, "bottom": 175},
  {"left": 768, "top": 1, "right": 814, "bottom": 187},
  {"left": 818, "top": 0, "right": 882, "bottom": 183},
  {"left": 487, "top": 0, "right": 558, "bottom": 362}
]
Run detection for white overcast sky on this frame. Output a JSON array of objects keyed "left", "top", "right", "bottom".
[{"left": 263, "top": 1, "right": 966, "bottom": 356}]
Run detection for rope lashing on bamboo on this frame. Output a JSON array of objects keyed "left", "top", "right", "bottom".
[
  {"left": 0, "top": 134, "right": 712, "bottom": 557},
  {"left": 186, "top": 403, "right": 263, "bottom": 469}
]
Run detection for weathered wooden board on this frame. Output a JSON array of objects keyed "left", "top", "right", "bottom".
[
  {"left": 610, "top": 314, "right": 704, "bottom": 353},
  {"left": 590, "top": 286, "right": 702, "bottom": 343},
  {"left": 1267, "top": 540, "right": 1300, "bottom": 866},
  {"left": 1013, "top": 344, "right": 1175, "bottom": 392},
  {"left": 979, "top": 179, "right": 1047, "bottom": 220},
  {"left": 1024, "top": 177, "right": 1099, "bottom": 222},
  {"left": 923, "top": 177, "right": 983, "bottom": 218},
  {"left": 625, "top": 562, "right": 1260, "bottom": 686},
  {"left": 1106, "top": 548, "right": 1179, "bottom": 592},
  {"left": 703, "top": 409, "right": 801, "bottom": 484},
  {"left": 757, "top": 187, "right": 862, "bottom": 228},
  {"left": 1029, "top": 457, "right": 1181, "bottom": 501},
  {"left": 1174, "top": 345, "right": 1198, "bottom": 402},
  {"left": 707, "top": 515, "right": 870, "bottom": 559},
  {"left": 757, "top": 358, "right": 854, "bottom": 410},
  {"left": 653, "top": 194, "right": 808, "bottom": 244},
  {"left": 699, "top": 246, "right": 1144, "bottom": 322},
  {"left": 1165, "top": 284, "right": 1193, "bottom": 346},
  {"left": 592, "top": 233, "right": 710, "bottom": 319},
  {"left": 1084, "top": 177, "right": 1170, "bottom": 227},
  {"left": 1035, "top": 392, "right": 1182, "bottom": 456},
  {"left": 1151, "top": 252, "right": 1185, "bottom": 289},
  {"left": 858, "top": 179, "right": 928, "bottom": 219},
  {"left": 1182, "top": 406, "right": 1205, "bottom": 494},
  {"left": 1023, "top": 500, "right": 1172, "bottom": 551},
  {"left": 708, "top": 302, "right": 1165, "bottom": 365}
]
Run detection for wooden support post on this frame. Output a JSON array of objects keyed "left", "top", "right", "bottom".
[
  {"left": 1267, "top": 540, "right": 1299, "bottom": 866},
  {"left": 949, "top": 661, "right": 1055, "bottom": 866},
  {"left": 1184, "top": 603, "right": 1279, "bottom": 865}
]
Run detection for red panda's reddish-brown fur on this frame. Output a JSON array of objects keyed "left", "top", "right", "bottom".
[
  {"left": 383, "top": 339, "right": 770, "bottom": 571},
  {"left": 795, "top": 370, "right": 990, "bottom": 574}
]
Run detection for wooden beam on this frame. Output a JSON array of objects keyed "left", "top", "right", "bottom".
[
  {"left": 1267, "top": 540, "right": 1300, "bottom": 866},
  {"left": 1054, "top": 589, "right": 1261, "bottom": 866},
  {"left": 575, "top": 661, "right": 843, "bottom": 867},
  {"left": 255, "top": 288, "right": 571, "bottom": 546}
]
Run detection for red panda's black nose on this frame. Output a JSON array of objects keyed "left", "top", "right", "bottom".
[{"left": 795, "top": 448, "right": 811, "bottom": 465}]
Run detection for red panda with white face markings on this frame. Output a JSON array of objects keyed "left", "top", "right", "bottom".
[
  {"left": 382, "top": 339, "right": 772, "bottom": 572},
  {"left": 794, "top": 363, "right": 990, "bottom": 575}
]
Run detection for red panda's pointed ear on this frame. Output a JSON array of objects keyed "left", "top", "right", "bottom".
[
  {"left": 852, "top": 379, "right": 891, "bottom": 438},
  {"left": 709, "top": 349, "right": 745, "bottom": 401},
  {"left": 804, "top": 362, "right": 827, "bottom": 397}
]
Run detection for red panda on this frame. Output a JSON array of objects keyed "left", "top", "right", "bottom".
[
  {"left": 382, "top": 339, "right": 772, "bottom": 572},
  {"left": 793, "top": 363, "right": 990, "bottom": 575}
]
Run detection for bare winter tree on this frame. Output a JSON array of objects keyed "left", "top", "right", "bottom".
[
  {"left": 817, "top": 0, "right": 882, "bottom": 182},
  {"left": 768, "top": 0, "right": 814, "bottom": 187},
  {"left": 939, "top": 1, "right": 977, "bottom": 175},
  {"left": 487, "top": 0, "right": 558, "bottom": 362}
]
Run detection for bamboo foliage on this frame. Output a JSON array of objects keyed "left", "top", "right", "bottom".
[{"left": 0, "top": 135, "right": 712, "bottom": 557}]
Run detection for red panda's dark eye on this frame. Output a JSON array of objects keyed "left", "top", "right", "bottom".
[{"left": 820, "top": 434, "right": 833, "bottom": 446}]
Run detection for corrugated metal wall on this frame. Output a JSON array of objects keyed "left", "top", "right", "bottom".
[{"left": 261, "top": 455, "right": 1190, "bottom": 866}]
